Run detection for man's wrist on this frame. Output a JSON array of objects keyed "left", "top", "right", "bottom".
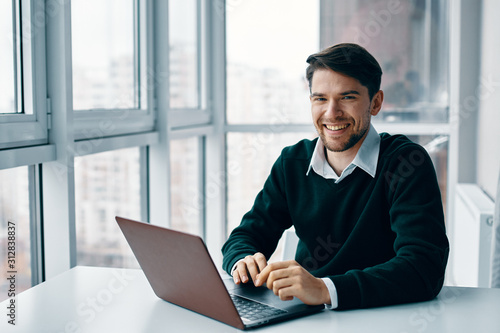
[{"left": 321, "top": 277, "right": 338, "bottom": 309}]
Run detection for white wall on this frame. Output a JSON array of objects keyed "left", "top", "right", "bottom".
[{"left": 477, "top": 0, "right": 500, "bottom": 198}]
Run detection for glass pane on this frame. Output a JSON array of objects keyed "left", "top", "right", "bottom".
[
  {"left": 226, "top": 0, "right": 319, "bottom": 124},
  {"left": 75, "top": 148, "right": 141, "bottom": 268},
  {"left": 169, "top": 0, "right": 199, "bottom": 108},
  {"left": 320, "top": 0, "right": 449, "bottom": 123},
  {"left": 0, "top": 1, "right": 17, "bottom": 113},
  {"left": 0, "top": 167, "right": 31, "bottom": 302},
  {"left": 72, "top": 0, "right": 137, "bottom": 110},
  {"left": 226, "top": 132, "right": 316, "bottom": 235},
  {"left": 170, "top": 138, "right": 202, "bottom": 236}
]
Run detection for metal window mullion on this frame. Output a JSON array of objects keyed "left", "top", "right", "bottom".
[
  {"left": 133, "top": 0, "right": 140, "bottom": 109},
  {"left": 196, "top": 0, "right": 204, "bottom": 109},
  {"left": 201, "top": 0, "right": 209, "bottom": 110},
  {"left": 12, "top": 0, "right": 20, "bottom": 113},
  {"left": 140, "top": 146, "right": 149, "bottom": 223},
  {"left": 198, "top": 136, "right": 206, "bottom": 239},
  {"left": 29, "top": 164, "right": 44, "bottom": 285},
  {"left": 148, "top": 0, "right": 171, "bottom": 228},
  {"left": 203, "top": 0, "right": 226, "bottom": 268},
  {"left": 43, "top": 0, "right": 77, "bottom": 279},
  {"left": 423, "top": 0, "right": 432, "bottom": 96},
  {"left": 139, "top": 0, "right": 153, "bottom": 113},
  {"left": 20, "top": 0, "right": 34, "bottom": 116}
]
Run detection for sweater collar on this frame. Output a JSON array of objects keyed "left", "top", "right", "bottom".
[{"left": 306, "top": 124, "right": 381, "bottom": 182}]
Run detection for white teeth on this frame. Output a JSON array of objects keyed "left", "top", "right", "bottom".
[{"left": 325, "top": 124, "right": 348, "bottom": 131}]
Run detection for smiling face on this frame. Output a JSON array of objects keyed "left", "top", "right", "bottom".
[{"left": 310, "top": 69, "right": 383, "bottom": 157}]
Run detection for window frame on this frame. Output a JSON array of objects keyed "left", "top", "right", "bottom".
[
  {"left": 0, "top": 0, "right": 48, "bottom": 149},
  {"left": 168, "top": 0, "right": 211, "bottom": 129},
  {"left": 72, "top": 0, "right": 156, "bottom": 141}
]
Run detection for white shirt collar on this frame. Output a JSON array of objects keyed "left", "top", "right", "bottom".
[{"left": 306, "top": 124, "right": 381, "bottom": 183}]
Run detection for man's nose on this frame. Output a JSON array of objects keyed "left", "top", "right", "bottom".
[{"left": 325, "top": 100, "right": 343, "bottom": 118}]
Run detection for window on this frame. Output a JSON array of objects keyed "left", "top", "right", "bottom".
[
  {"left": 170, "top": 138, "right": 203, "bottom": 236},
  {"left": 0, "top": 1, "right": 17, "bottom": 114},
  {"left": 226, "top": 0, "right": 320, "bottom": 233},
  {"left": 0, "top": 0, "right": 48, "bottom": 149},
  {"left": 163, "top": 0, "right": 210, "bottom": 241},
  {"left": 169, "top": 0, "right": 200, "bottom": 109},
  {"left": 72, "top": 0, "right": 137, "bottom": 110},
  {"left": 226, "top": 132, "right": 316, "bottom": 234},
  {"left": 320, "top": 0, "right": 449, "bottom": 123},
  {"left": 168, "top": 0, "right": 210, "bottom": 128},
  {"left": 0, "top": 0, "right": 214, "bottom": 288},
  {"left": 71, "top": 0, "right": 154, "bottom": 140},
  {"left": 74, "top": 148, "right": 142, "bottom": 268},
  {"left": 0, "top": 167, "right": 31, "bottom": 302},
  {"left": 226, "top": 0, "right": 319, "bottom": 124}
]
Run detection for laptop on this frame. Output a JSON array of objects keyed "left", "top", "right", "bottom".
[{"left": 115, "top": 216, "right": 324, "bottom": 330}]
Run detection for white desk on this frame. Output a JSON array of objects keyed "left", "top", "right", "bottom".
[{"left": 1, "top": 266, "right": 499, "bottom": 333}]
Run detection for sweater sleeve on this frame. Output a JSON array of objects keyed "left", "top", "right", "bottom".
[
  {"left": 222, "top": 153, "right": 294, "bottom": 274},
  {"left": 329, "top": 144, "right": 449, "bottom": 310}
]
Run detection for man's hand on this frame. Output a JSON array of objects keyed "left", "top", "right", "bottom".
[
  {"left": 232, "top": 252, "right": 268, "bottom": 285},
  {"left": 255, "top": 260, "right": 331, "bottom": 306}
]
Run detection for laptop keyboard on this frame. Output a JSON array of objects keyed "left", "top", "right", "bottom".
[{"left": 230, "top": 294, "right": 287, "bottom": 321}]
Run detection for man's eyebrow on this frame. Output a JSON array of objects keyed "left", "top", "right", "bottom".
[
  {"left": 340, "top": 90, "right": 360, "bottom": 96},
  {"left": 310, "top": 90, "right": 361, "bottom": 97}
]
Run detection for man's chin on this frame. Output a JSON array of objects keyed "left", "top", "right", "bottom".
[
  {"left": 321, "top": 136, "right": 362, "bottom": 153},
  {"left": 322, "top": 139, "right": 349, "bottom": 153}
]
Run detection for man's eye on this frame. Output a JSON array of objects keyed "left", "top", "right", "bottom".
[
  {"left": 342, "top": 95, "right": 355, "bottom": 100},
  {"left": 315, "top": 97, "right": 327, "bottom": 101}
]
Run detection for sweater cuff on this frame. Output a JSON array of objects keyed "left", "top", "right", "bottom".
[
  {"left": 330, "top": 274, "right": 362, "bottom": 310},
  {"left": 321, "top": 277, "right": 338, "bottom": 309}
]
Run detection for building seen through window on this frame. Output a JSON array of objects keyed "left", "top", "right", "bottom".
[
  {"left": 320, "top": 0, "right": 449, "bottom": 123},
  {"left": 0, "top": 167, "right": 31, "bottom": 302},
  {"left": 75, "top": 149, "right": 141, "bottom": 268},
  {"left": 169, "top": 0, "right": 200, "bottom": 109},
  {"left": 0, "top": 1, "right": 19, "bottom": 114},
  {"left": 72, "top": 0, "right": 137, "bottom": 111}
]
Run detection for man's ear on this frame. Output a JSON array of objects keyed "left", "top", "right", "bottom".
[{"left": 370, "top": 90, "right": 384, "bottom": 116}]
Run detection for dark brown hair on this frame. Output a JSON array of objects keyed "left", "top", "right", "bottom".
[{"left": 306, "top": 43, "right": 382, "bottom": 100}]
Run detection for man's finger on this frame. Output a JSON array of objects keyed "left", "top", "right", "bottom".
[
  {"left": 232, "top": 269, "right": 241, "bottom": 284},
  {"left": 232, "top": 253, "right": 269, "bottom": 286},
  {"left": 254, "top": 252, "right": 268, "bottom": 272},
  {"left": 256, "top": 260, "right": 294, "bottom": 286},
  {"left": 235, "top": 260, "right": 249, "bottom": 283},
  {"left": 244, "top": 255, "right": 260, "bottom": 283},
  {"left": 275, "top": 284, "right": 295, "bottom": 301},
  {"left": 265, "top": 266, "right": 292, "bottom": 290},
  {"left": 269, "top": 274, "right": 295, "bottom": 295}
]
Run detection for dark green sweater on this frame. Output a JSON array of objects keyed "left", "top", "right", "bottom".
[{"left": 222, "top": 133, "right": 449, "bottom": 310}]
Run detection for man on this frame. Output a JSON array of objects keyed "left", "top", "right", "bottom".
[{"left": 222, "top": 43, "right": 449, "bottom": 310}]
